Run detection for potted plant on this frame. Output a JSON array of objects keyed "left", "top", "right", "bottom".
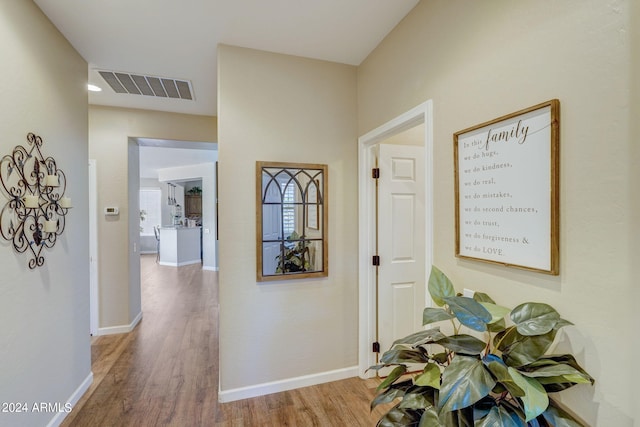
[
  {"left": 370, "top": 266, "right": 594, "bottom": 426},
  {"left": 275, "top": 231, "right": 311, "bottom": 273}
]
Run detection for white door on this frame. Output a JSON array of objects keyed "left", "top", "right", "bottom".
[{"left": 377, "top": 143, "right": 426, "bottom": 357}]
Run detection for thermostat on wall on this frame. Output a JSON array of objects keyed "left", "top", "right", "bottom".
[{"left": 104, "top": 207, "right": 119, "bottom": 216}]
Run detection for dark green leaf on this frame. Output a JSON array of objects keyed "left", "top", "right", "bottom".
[
  {"left": 534, "top": 376, "right": 578, "bottom": 393},
  {"left": 473, "top": 292, "right": 496, "bottom": 304},
  {"left": 438, "top": 355, "right": 496, "bottom": 413},
  {"left": 439, "top": 407, "right": 474, "bottom": 427},
  {"left": 443, "top": 296, "right": 492, "bottom": 332},
  {"left": 483, "top": 354, "right": 525, "bottom": 397},
  {"left": 508, "top": 367, "right": 549, "bottom": 421},
  {"left": 419, "top": 407, "right": 442, "bottom": 427},
  {"left": 475, "top": 405, "right": 524, "bottom": 427},
  {"left": 521, "top": 355, "right": 594, "bottom": 387},
  {"left": 392, "top": 328, "right": 446, "bottom": 347},
  {"left": 510, "top": 303, "right": 560, "bottom": 336},
  {"left": 371, "top": 387, "right": 406, "bottom": 410},
  {"left": 428, "top": 266, "right": 455, "bottom": 306},
  {"left": 488, "top": 318, "right": 506, "bottom": 333},
  {"left": 541, "top": 399, "right": 585, "bottom": 427},
  {"left": 398, "top": 392, "right": 431, "bottom": 410},
  {"left": 430, "top": 352, "right": 448, "bottom": 364},
  {"left": 377, "top": 365, "right": 408, "bottom": 391},
  {"left": 435, "top": 334, "right": 487, "bottom": 355},
  {"left": 521, "top": 364, "right": 593, "bottom": 384},
  {"left": 422, "top": 308, "right": 454, "bottom": 326},
  {"left": 381, "top": 349, "right": 430, "bottom": 365},
  {"left": 377, "top": 406, "right": 423, "bottom": 427},
  {"left": 500, "top": 328, "right": 558, "bottom": 367}
]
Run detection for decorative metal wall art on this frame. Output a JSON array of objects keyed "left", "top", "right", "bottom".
[{"left": 0, "top": 133, "right": 72, "bottom": 269}]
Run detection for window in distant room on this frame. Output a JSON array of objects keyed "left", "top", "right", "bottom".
[{"left": 140, "top": 188, "right": 161, "bottom": 235}]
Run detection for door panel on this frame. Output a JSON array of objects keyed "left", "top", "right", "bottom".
[{"left": 377, "top": 143, "right": 425, "bottom": 358}]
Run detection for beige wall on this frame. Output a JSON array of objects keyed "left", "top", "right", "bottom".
[
  {"left": 89, "top": 106, "right": 216, "bottom": 329},
  {"left": 631, "top": 0, "right": 640, "bottom": 416},
  {"left": 0, "top": 2, "right": 91, "bottom": 426},
  {"left": 359, "top": 1, "right": 634, "bottom": 425},
  {"left": 217, "top": 45, "right": 358, "bottom": 392}
]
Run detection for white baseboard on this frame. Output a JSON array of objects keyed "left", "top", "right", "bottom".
[
  {"left": 46, "top": 372, "right": 93, "bottom": 427},
  {"left": 96, "top": 311, "right": 143, "bottom": 336},
  {"left": 202, "top": 266, "right": 219, "bottom": 271},
  {"left": 218, "top": 366, "right": 358, "bottom": 403}
]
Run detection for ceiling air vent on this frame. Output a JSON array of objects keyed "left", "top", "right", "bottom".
[{"left": 97, "top": 71, "right": 194, "bottom": 100}]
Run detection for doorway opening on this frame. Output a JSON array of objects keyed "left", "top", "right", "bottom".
[{"left": 357, "top": 101, "right": 434, "bottom": 377}]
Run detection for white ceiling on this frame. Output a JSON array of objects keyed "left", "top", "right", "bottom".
[
  {"left": 33, "top": 0, "right": 419, "bottom": 117},
  {"left": 137, "top": 138, "right": 217, "bottom": 179}
]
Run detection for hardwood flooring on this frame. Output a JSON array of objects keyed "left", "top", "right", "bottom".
[{"left": 63, "top": 255, "right": 388, "bottom": 427}]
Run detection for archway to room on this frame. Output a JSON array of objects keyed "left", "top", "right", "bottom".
[{"left": 88, "top": 137, "right": 218, "bottom": 337}]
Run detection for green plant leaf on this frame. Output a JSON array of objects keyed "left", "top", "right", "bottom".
[
  {"left": 439, "top": 407, "right": 474, "bottom": 427},
  {"left": 371, "top": 387, "right": 406, "bottom": 411},
  {"left": 431, "top": 352, "right": 448, "bottom": 364},
  {"left": 521, "top": 364, "right": 593, "bottom": 383},
  {"left": 377, "top": 365, "right": 408, "bottom": 391},
  {"left": 510, "top": 303, "right": 560, "bottom": 336},
  {"left": 414, "top": 363, "right": 441, "bottom": 389},
  {"left": 443, "top": 296, "right": 492, "bottom": 332},
  {"left": 428, "top": 266, "right": 455, "bottom": 306},
  {"left": 422, "top": 308, "right": 454, "bottom": 326},
  {"left": 483, "top": 355, "right": 525, "bottom": 397},
  {"left": 418, "top": 407, "right": 442, "bottom": 427},
  {"left": 381, "top": 349, "right": 429, "bottom": 365},
  {"left": 508, "top": 367, "right": 549, "bottom": 422},
  {"left": 541, "top": 399, "right": 585, "bottom": 427},
  {"left": 439, "top": 355, "right": 496, "bottom": 413},
  {"left": 435, "top": 334, "right": 487, "bottom": 355},
  {"left": 520, "top": 355, "right": 594, "bottom": 387},
  {"left": 479, "top": 302, "right": 511, "bottom": 324},
  {"left": 475, "top": 406, "right": 524, "bottom": 427},
  {"left": 473, "top": 292, "right": 496, "bottom": 304},
  {"left": 392, "top": 328, "right": 446, "bottom": 347},
  {"left": 499, "top": 327, "right": 558, "bottom": 367},
  {"left": 377, "top": 406, "right": 423, "bottom": 427},
  {"left": 487, "top": 318, "right": 506, "bottom": 333},
  {"left": 398, "top": 391, "right": 432, "bottom": 410}
]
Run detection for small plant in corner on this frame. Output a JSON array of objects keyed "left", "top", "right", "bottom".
[{"left": 370, "top": 266, "right": 594, "bottom": 426}]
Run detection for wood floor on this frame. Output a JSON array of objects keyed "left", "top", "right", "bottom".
[{"left": 62, "top": 255, "right": 388, "bottom": 427}]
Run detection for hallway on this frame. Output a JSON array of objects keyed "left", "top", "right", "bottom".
[{"left": 63, "top": 255, "right": 385, "bottom": 426}]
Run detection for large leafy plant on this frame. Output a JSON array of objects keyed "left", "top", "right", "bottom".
[{"left": 370, "top": 266, "right": 594, "bottom": 426}]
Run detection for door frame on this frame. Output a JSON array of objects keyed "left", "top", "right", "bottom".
[
  {"left": 357, "top": 100, "right": 434, "bottom": 377},
  {"left": 89, "top": 159, "right": 99, "bottom": 336}
]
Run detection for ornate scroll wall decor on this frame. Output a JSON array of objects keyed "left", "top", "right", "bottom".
[
  {"left": 454, "top": 100, "right": 560, "bottom": 275},
  {"left": 0, "top": 133, "right": 72, "bottom": 269}
]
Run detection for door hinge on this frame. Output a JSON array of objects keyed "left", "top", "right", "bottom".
[
  {"left": 372, "top": 168, "right": 380, "bottom": 179},
  {"left": 372, "top": 342, "right": 380, "bottom": 353},
  {"left": 372, "top": 255, "right": 380, "bottom": 266}
]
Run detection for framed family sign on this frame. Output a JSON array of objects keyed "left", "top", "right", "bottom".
[{"left": 454, "top": 99, "right": 560, "bottom": 275}]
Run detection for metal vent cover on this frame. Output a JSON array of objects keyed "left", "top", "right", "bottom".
[{"left": 97, "top": 71, "right": 194, "bottom": 100}]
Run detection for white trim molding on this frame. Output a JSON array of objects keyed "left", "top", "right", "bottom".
[
  {"left": 218, "top": 366, "right": 358, "bottom": 403},
  {"left": 96, "top": 311, "right": 143, "bottom": 336},
  {"left": 46, "top": 372, "right": 93, "bottom": 427},
  {"left": 357, "top": 100, "right": 434, "bottom": 378}
]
